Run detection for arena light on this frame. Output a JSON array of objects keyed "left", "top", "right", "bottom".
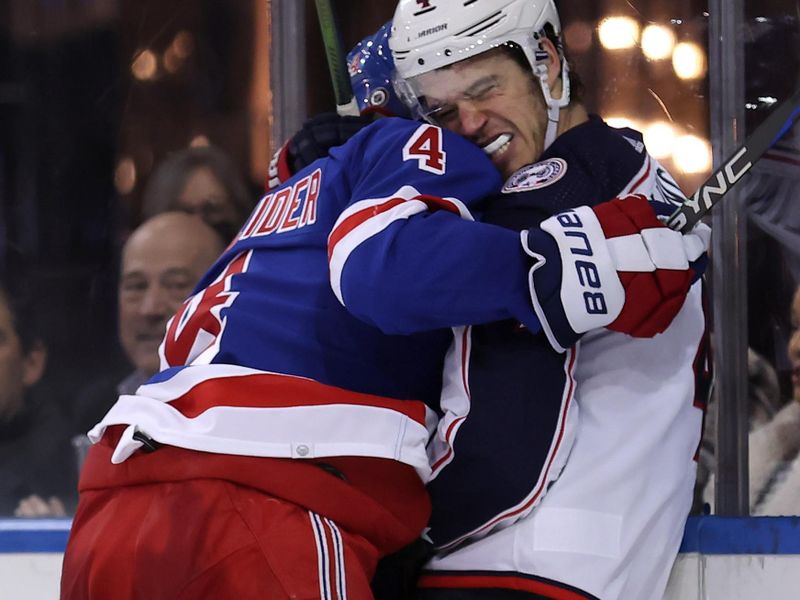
[
  {"left": 598, "top": 17, "right": 640, "bottom": 50},
  {"left": 643, "top": 121, "right": 676, "bottom": 159},
  {"left": 673, "top": 135, "right": 712, "bottom": 173},
  {"left": 672, "top": 42, "right": 707, "bottom": 80},
  {"left": 641, "top": 24, "right": 675, "bottom": 60},
  {"left": 131, "top": 49, "right": 158, "bottom": 81}
]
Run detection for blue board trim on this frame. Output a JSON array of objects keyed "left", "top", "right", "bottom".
[
  {"left": 0, "top": 519, "right": 72, "bottom": 553},
  {"left": 680, "top": 516, "right": 800, "bottom": 554},
  {"left": 2, "top": 516, "right": 800, "bottom": 554}
]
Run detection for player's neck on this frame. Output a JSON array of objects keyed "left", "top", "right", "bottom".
[{"left": 557, "top": 103, "right": 589, "bottom": 138}]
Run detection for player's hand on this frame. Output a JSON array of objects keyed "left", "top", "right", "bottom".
[
  {"left": 267, "top": 112, "right": 374, "bottom": 190},
  {"left": 522, "top": 194, "right": 710, "bottom": 352}
]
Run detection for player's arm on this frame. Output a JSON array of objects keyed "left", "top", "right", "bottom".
[
  {"left": 330, "top": 120, "right": 709, "bottom": 348},
  {"left": 328, "top": 120, "right": 540, "bottom": 334},
  {"left": 483, "top": 129, "right": 710, "bottom": 352}
]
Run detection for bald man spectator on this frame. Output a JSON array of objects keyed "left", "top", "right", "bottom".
[{"left": 71, "top": 213, "right": 225, "bottom": 437}]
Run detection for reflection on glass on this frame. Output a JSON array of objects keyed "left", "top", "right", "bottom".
[
  {"left": 598, "top": 16, "right": 641, "bottom": 50},
  {"left": 672, "top": 41, "right": 707, "bottom": 80},
  {"left": 642, "top": 24, "right": 676, "bottom": 61}
]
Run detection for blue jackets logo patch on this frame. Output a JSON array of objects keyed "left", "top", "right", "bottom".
[{"left": 502, "top": 158, "right": 567, "bottom": 193}]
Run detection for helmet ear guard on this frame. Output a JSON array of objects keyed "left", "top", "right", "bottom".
[{"left": 531, "top": 39, "right": 571, "bottom": 149}]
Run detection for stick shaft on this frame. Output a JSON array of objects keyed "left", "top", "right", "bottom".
[
  {"left": 667, "top": 83, "right": 800, "bottom": 232},
  {"left": 314, "top": 0, "right": 359, "bottom": 116}
]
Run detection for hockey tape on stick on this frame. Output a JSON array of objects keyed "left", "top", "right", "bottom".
[
  {"left": 314, "top": 0, "right": 360, "bottom": 117},
  {"left": 667, "top": 80, "right": 800, "bottom": 233}
]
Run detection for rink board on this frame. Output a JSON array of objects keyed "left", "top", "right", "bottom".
[
  {"left": 664, "top": 516, "right": 800, "bottom": 600},
  {"left": 2, "top": 516, "right": 799, "bottom": 599}
]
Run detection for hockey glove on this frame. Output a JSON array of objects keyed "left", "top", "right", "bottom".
[
  {"left": 267, "top": 112, "right": 374, "bottom": 190},
  {"left": 522, "top": 194, "right": 710, "bottom": 352},
  {"left": 370, "top": 537, "right": 434, "bottom": 600}
]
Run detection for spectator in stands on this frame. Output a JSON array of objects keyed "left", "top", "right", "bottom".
[
  {"left": 141, "top": 145, "right": 255, "bottom": 241},
  {"left": 793, "top": 331, "right": 800, "bottom": 400},
  {"left": 0, "top": 273, "right": 75, "bottom": 516},
  {"left": 71, "top": 212, "right": 226, "bottom": 438},
  {"left": 703, "top": 334, "right": 800, "bottom": 515},
  {"left": 749, "top": 348, "right": 785, "bottom": 428},
  {"left": 750, "top": 330, "right": 800, "bottom": 515}
]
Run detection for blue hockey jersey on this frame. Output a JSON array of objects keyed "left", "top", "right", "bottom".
[{"left": 90, "top": 117, "right": 542, "bottom": 482}]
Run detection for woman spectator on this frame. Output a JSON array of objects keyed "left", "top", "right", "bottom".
[{"left": 141, "top": 145, "right": 255, "bottom": 241}]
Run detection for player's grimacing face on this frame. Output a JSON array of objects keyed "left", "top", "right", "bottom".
[{"left": 415, "top": 50, "right": 549, "bottom": 178}]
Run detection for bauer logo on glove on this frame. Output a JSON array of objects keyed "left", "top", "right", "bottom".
[{"left": 522, "top": 194, "right": 710, "bottom": 353}]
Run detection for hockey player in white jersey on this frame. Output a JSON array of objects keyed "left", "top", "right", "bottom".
[{"left": 389, "top": 1, "right": 711, "bottom": 599}]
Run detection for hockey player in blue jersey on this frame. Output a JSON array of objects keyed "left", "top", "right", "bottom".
[
  {"left": 61, "top": 18, "right": 708, "bottom": 600},
  {"left": 388, "top": 1, "right": 711, "bottom": 599}
]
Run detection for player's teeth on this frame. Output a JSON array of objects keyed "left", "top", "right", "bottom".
[{"left": 482, "top": 134, "right": 512, "bottom": 156}]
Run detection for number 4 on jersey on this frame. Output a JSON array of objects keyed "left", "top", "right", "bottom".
[{"left": 403, "top": 124, "right": 447, "bottom": 175}]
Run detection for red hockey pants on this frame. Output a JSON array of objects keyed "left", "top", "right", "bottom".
[{"left": 61, "top": 478, "right": 380, "bottom": 599}]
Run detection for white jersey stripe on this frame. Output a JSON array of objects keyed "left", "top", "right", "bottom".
[
  {"left": 136, "top": 363, "right": 316, "bottom": 400},
  {"left": 328, "top": 185, "right": 474, "bottom": 306},
  {"left": 428, "top": 326, "right": 472, "bottom": 479},
  {"left": 88, "top": 365, "right": 435, "bottom": 479},
  {"left": 91, "top": 397, "right": 433, "bottom": 478},
  {"left": 329, "top": 198, "right": 432, "bottom": 305},
  {"left": 310, "top": 511, "right": 332, "bottom": 600},
  {"left": 325, "top": 517, "right": 348, "bottom": 600}
]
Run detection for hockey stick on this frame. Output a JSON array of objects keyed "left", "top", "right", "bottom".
[
  {"left": 667, "top": 80, "right": 800, "bottom": 232},
  {"left": 314, "top": 0, "right": 360, "bottom": 117}
]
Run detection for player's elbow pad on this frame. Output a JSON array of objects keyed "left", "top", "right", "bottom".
[{"left": 522, "top": 195, "right": 710, "bottom": 353}]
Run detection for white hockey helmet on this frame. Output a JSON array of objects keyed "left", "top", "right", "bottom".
[{"left": 389, "top": 0, "right": 570, "bottom": 149}]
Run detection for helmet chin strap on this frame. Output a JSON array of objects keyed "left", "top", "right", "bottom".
[{"left": 533, "top": 58, "right": 571, "bottom": 151}]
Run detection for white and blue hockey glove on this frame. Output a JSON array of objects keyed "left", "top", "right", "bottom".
[{"left": 522, "top": 194, "right": 710, "bottom": 352}]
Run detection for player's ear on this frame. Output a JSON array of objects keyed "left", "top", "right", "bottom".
[{"left": 539, "top": 37, "right": 561, "bottom": 88}]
